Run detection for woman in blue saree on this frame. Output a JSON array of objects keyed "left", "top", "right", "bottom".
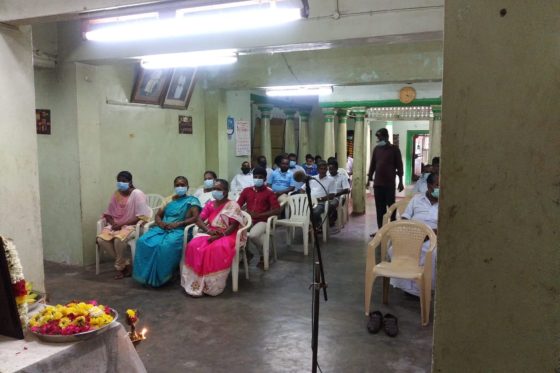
[{"left": 133, "top": 176, "right": 201, "bottom": 287}]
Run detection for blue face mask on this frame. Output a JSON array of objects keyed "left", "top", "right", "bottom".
[
  {"left": 253, "top": 178, "right": 264, "bottom": 188},
  {"left": 116, "top": 181, "right": 129, "bottom": 191},
  {"left": 431, "top": 188, "right": 440, "bottom": 199},
  {"left": 203, "top": 179, "right": 214, "bottom": 189},
  {"left": 377, "top": 140, "right": 387, "bottom": 147},
  {"left": 289, "top": 160, "right": 296, "bottom": 168},
  {"left": 212, "top": 190, "right": 225, "bottom": 201},
  {"left": 175, "top": 186, "right": 188, "bottom": 196}
]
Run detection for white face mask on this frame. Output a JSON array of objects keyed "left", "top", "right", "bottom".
[{"left": 377, "top": 140, "right": 387, "bottom": 147}]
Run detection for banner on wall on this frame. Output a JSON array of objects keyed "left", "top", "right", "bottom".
[{"left": 235, "top": 120, "right": 250, "bottom": 156}]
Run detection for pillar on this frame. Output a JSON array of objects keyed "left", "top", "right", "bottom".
[
  {"left": 298, "top": 111, "right": 310, "bottom": 158},
  {"left": 429, "top": 105, "right": 442, "bottom": 160},
  {"left": 258, "top": 104, "right": 273, "bottom": 164},
  {"left": 322, "top": 108, "right": 336, "bottom": 158},
  {"left": 283, "top": 108, "right": 297, "bottom": 154},
  {"left": 351, "top": 107, "right": 367, "bottom": 214},
  {"left": 336, "top": 110, "right": 348, "bottom": 168}
]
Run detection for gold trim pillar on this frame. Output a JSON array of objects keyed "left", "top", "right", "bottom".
[
  {"left": 322, "top": 108, "right": 336, "bottom": 158},
  {"left": 298, "top": 111, "right": 310, "bottom": 158},
  {"left": 351, "top": 107, "right": 367, "bottom": 214},
  {"left": 283, "top": 108, "right": 297, "bottom": 154},
  {"left": 336, "top": 109, "right": 348, "bottom": 168},
  {"left": 258, "top": 105, "right": 273, "bottom": 163}
]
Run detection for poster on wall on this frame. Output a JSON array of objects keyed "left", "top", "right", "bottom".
[
  {"left": 36, "top": 109, "right": 51, "bottom": 135},
  {"left": 235, "top": 120, "right": 251, "bottom": 156},
  {"left": 178, "top": 115, "right": 193, "bottom": 134},
  {"left": 163, "top": 68, "right": 197, "bottom": 109}
]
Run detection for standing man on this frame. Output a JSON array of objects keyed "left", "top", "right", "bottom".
[
  {"left": 367, "top": 128, "right": 404, "bottom": 236},
  {"left": 237, "top": 167, "right": 282, "bottom": 268}
]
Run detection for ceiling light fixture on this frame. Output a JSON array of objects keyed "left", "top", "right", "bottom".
[
  {"left": 265, "top": 85, "right": 333, "bottom": 97},
  {"left": 85, "top": 6, "right": 301, "bottom": 42},
  {"left": 141, "top": 49, "right": 238, "bottom": 69}
]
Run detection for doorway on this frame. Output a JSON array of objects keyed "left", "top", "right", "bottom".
[{"left": 406, "top": 130, "right": 430, "bottom": 185}]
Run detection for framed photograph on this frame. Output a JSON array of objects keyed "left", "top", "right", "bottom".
[
  {"left": 163, "top": 68, "right": 197, "bottom": 109},
  {"left": 130, "top": 67, "right": 172, "bottom": 105},
  {"left": 178, "top": 115, "right": 193, "bottom": 134},
  {"left": 36, "top": 109, "right": 51, "bottom": 135}
]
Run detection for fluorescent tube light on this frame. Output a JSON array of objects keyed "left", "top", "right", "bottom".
[
  {"left": 141, "top": 50, "right": 238, "bottom": 69},
  {"left": 265, "top": 85, "right": 333, "bottom": 97},
  {"left": 85, "top": 7, "right": 301, "bottom": 42}
]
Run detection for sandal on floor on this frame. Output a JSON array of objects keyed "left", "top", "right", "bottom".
[
  {"left": 114, "top": 265, "right": 132, "bottom": 280},
  {"left": 383, "top": 313, "right": 399, "bottom": 337},
  {"left": 367, "top": 311, "right": 383, "bottom": 334}
]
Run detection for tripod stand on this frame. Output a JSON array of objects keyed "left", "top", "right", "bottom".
[{"left": 303, "top": 178, "right": 328, "bottom": 373}]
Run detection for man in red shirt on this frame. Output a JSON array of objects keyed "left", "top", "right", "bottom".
[
  {"left": 367, "top": 128, "right": 404, "bottom": 235},
  {"left": 237, "top": 167, "right": 282, "bottom": 268}
]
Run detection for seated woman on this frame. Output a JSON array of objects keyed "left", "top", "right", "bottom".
[
  {"left": 181, "top": 179, "right": 246, "bottom": 297},
  {"left": 97, "top": 171, "right": 151, "bottom": 279},
  {"left": 193, "top": 170, "right": 217, "bottom": 206},
  {"left": 133, "top": 176, "right": 201, "bottom": 287}
]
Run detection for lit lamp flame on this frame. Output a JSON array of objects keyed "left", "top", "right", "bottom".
[{"left": 141, "top": 328, "right": 147, "bottom": 340}]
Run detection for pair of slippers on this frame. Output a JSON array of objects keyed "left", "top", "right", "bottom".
[{"left": 367, "top": 311, "right": 398, "bottom": 337}]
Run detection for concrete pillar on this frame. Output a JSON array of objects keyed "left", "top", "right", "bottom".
[
  {"left": 298, "top": 111, "right": 310, "bottom": 158},
  {"left": 433, "top": 1, "right": 559, "bottom": 372},
  {"left": 283, "top": 108, "right": 297, "bottom": 154},
  {"left": 322, "top": 108, "right": 336, "bottom": 158},
  {"left": 336, "top": 109, "right": 348, "bottom": 168},
  {"left": 429, "top": 105, "right": 442, "bottom": 160},
  {"left": 351, "top": 107, "right": 367, "bottom": 214},
  {"left": 258, "top": 104, "right": 273, "bottom": 164}
]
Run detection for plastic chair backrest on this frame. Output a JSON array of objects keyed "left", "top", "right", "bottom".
[
  {"left": 337, "top": 168, "right": 350, "bottom": 179},
  {"left": 382, "top": 197, "right": 413, "bottom": 226},
  {"left": 146, "top": 194, "right": 164, "bottom": 213},
  {"left": 384, "top": 220, "right": 435, "bottom": 264},
  {"left": 287, "top": 194, "right": 311, "bottom": 222}
]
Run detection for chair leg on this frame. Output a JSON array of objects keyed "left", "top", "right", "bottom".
[
  {"left": 243, "top": 249, "right": 249, "bottom": 280},
  {"left": 364, "top": 272, "right": 377, "bottom": 316},
  {"left": 232, "top": 253, "right": 239, "bottom": 292},
  {"left": 421, "top": 278, "right": 432, "bottom": 326},
  {"left": 416, "top": 278, "right": 426, "bottom": 325},
  {"left": 95, "top": 244, "right": 100, "bottom": 275},
  {"left": 303, "top": 225, "right": 309, "bottom": 256},
  {"left": 322, "top": 221, "right": 328, "bottom": 242},
  {"left": 263, "top": 237, "right": 270, "bottom": 271},
  {"left": 382, "top": 277, "right": 390, "bottom": 305},
  {"left": 271, "top": 234, "right": 278, "bottom": 261}
]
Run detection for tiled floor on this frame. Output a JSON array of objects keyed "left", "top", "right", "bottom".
[{"left": 44, "top": 197, "right": 433, "bottom": 372}]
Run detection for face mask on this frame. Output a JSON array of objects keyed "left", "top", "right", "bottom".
[
  {"left": 289, "top": 160, "right": 296, "bottom": 168},
  {"left": 175, "top": 186, "right": 188, "bottom": 196},
  {"left": 431, "top": 188, "right": 440, "bottom": 199},
  {"left": 241, "top": 168, "right": 251, "bottom": 175},
  {"left": 212, "top": 190, "right": 225, "bottom": 201},
  {"left": 377, "top": 140, "right": 387, "bottom": 147},
  {"left": 116, "top": 181, "right": 129, "bottom": 191},
  {"left": 253, "top": 178, "right": 264, "bottom": 187},
  {"left": 423, "top": 173, "right": 431, "bottom": 178},
  {"left": 203, "top": 179, "right": 214, "bottom": 189}
]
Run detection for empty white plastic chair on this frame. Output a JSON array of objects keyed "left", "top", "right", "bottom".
[{"left": 274, "top": 194, "right": 312, "bottom": 255}]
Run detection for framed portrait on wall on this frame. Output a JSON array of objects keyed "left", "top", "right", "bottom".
[
  {"left": 36, "top": 109, "right": 51, "bottom": 135},
  {"left": 162, "top": 68, "right": 197, "bottom": 109},
  {"left": 130, "top": 67, "right": 172, "bottom": 105}
]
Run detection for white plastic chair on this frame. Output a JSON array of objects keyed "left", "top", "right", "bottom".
[
  {"left": 364, "top": 220, "right": 437, "bottom": 326},
  {"left": 182, "top": 211, "right": 252, "bottom": 292},
  {"left": 382, "top": 196, "right": 413, "bottom": 226},
  {"left": 146, "top": 193, "right": 165, "bottom": 216},
  {"left": 274, "top": 195, "right": 311, "bottom": 255},
  {"left": 336, "top": 194, "right": 349, "bottom": 230},
  {"left": 95, "top": 209, "right": 153, "bottom": 275},
  {"left": 311, "top": 197, "right": 329, "bottom": 243}
]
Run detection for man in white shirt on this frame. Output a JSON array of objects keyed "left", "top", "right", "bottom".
[
  {"left": 412, "top": 164, "right": 433, "bottom": 194},
  {"left": 328, "top": 160, "right": 351, "bottom": 227},
  {"left": 390, "top": 173, "right": 439, "bottom": 296},
  {"left": 230, "top": 161, "right": 254, "bottom": 193},
  {"left": 304, "top": 160, "right": 336, "bottom": 227}
]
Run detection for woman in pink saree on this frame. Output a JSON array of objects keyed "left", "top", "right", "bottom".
[{"left": 181, "top": 179, "right": 246, "bottom": 296}]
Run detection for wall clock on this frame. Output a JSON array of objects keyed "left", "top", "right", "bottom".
[{"left": 399, "top": 86, "right": 416, "bottom": 104}]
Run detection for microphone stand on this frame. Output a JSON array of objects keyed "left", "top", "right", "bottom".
[{"left": 303, "top": 177, "right": 328, "bottom": 373}]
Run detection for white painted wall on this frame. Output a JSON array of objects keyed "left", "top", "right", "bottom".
[{"left": 0, "top": 26, "right": 45, "bottom": 291}]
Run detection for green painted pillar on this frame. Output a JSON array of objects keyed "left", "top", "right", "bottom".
[
  {"left": 258, "top": 105, "right": 273, "bottom": 164},
  {"left": 429, "top": 105, "right": 442, "bottom": 160},
  {"left": 298, "top": 111, "right": 310, "bottom": 159},
  {"left": 336, "top": 109, "right": 348, "bottom": 168},
  {"left": 284, "top": 108, "right": 297, "bottom": 155},
  {"left": 323, "top": 108, "right": 336, "bottom": 158},
  {"left": 351, "top": 107, "right": 367, "bottom": 214}
]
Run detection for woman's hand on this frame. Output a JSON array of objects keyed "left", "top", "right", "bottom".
[{"left": 112, "top": 223, "right": 122, "bottom": 231}]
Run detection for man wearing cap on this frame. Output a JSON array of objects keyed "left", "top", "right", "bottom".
[
  {"left": 367, "top": 128, "right": 404, "bottom": 236},
  {"left": 237, "top": 167, "right": 282, "bottom": 268}
]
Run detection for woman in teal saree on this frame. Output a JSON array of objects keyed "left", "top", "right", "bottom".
[{"left": 133, "top": 176, "right": 201, "bottom": 287}]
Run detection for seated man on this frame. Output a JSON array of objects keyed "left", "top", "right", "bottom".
[
  {"left": 302, "top": 153, "right": 318, "bottom": 176},
  {"left": 256, "top": 155, "right": 273, "bottom": 180},
  {"left": 231, "top": 161, "right": 254, "bottom": 193},
  {"left": 412, "top": 164, "right": 433, "bottom": 194},
  {"left": 267, "top": 156, "right": 296, "bottom": 204},
  {"left": 327, "top": 160, "right": 350, "bottom": 227},
  {"left": 288, "top": 153, "right": 306, "bottom": 190},
  {"left": 237, "top": 167, "right": 282, "bottom": 268},
  {"left": 304, "top": 160, "right": 336, "bottom": 228},
  {"left": 390, "top": 173, "right": 439, "bottom": 296}
]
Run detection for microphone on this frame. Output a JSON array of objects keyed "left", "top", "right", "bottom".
[{"left": 293, "top": 170, "right": 311, "bottom": 183}]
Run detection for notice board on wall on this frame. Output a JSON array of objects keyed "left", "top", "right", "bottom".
[{"left": 235, "top": 120, "right": 251, "bottom": 156}]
